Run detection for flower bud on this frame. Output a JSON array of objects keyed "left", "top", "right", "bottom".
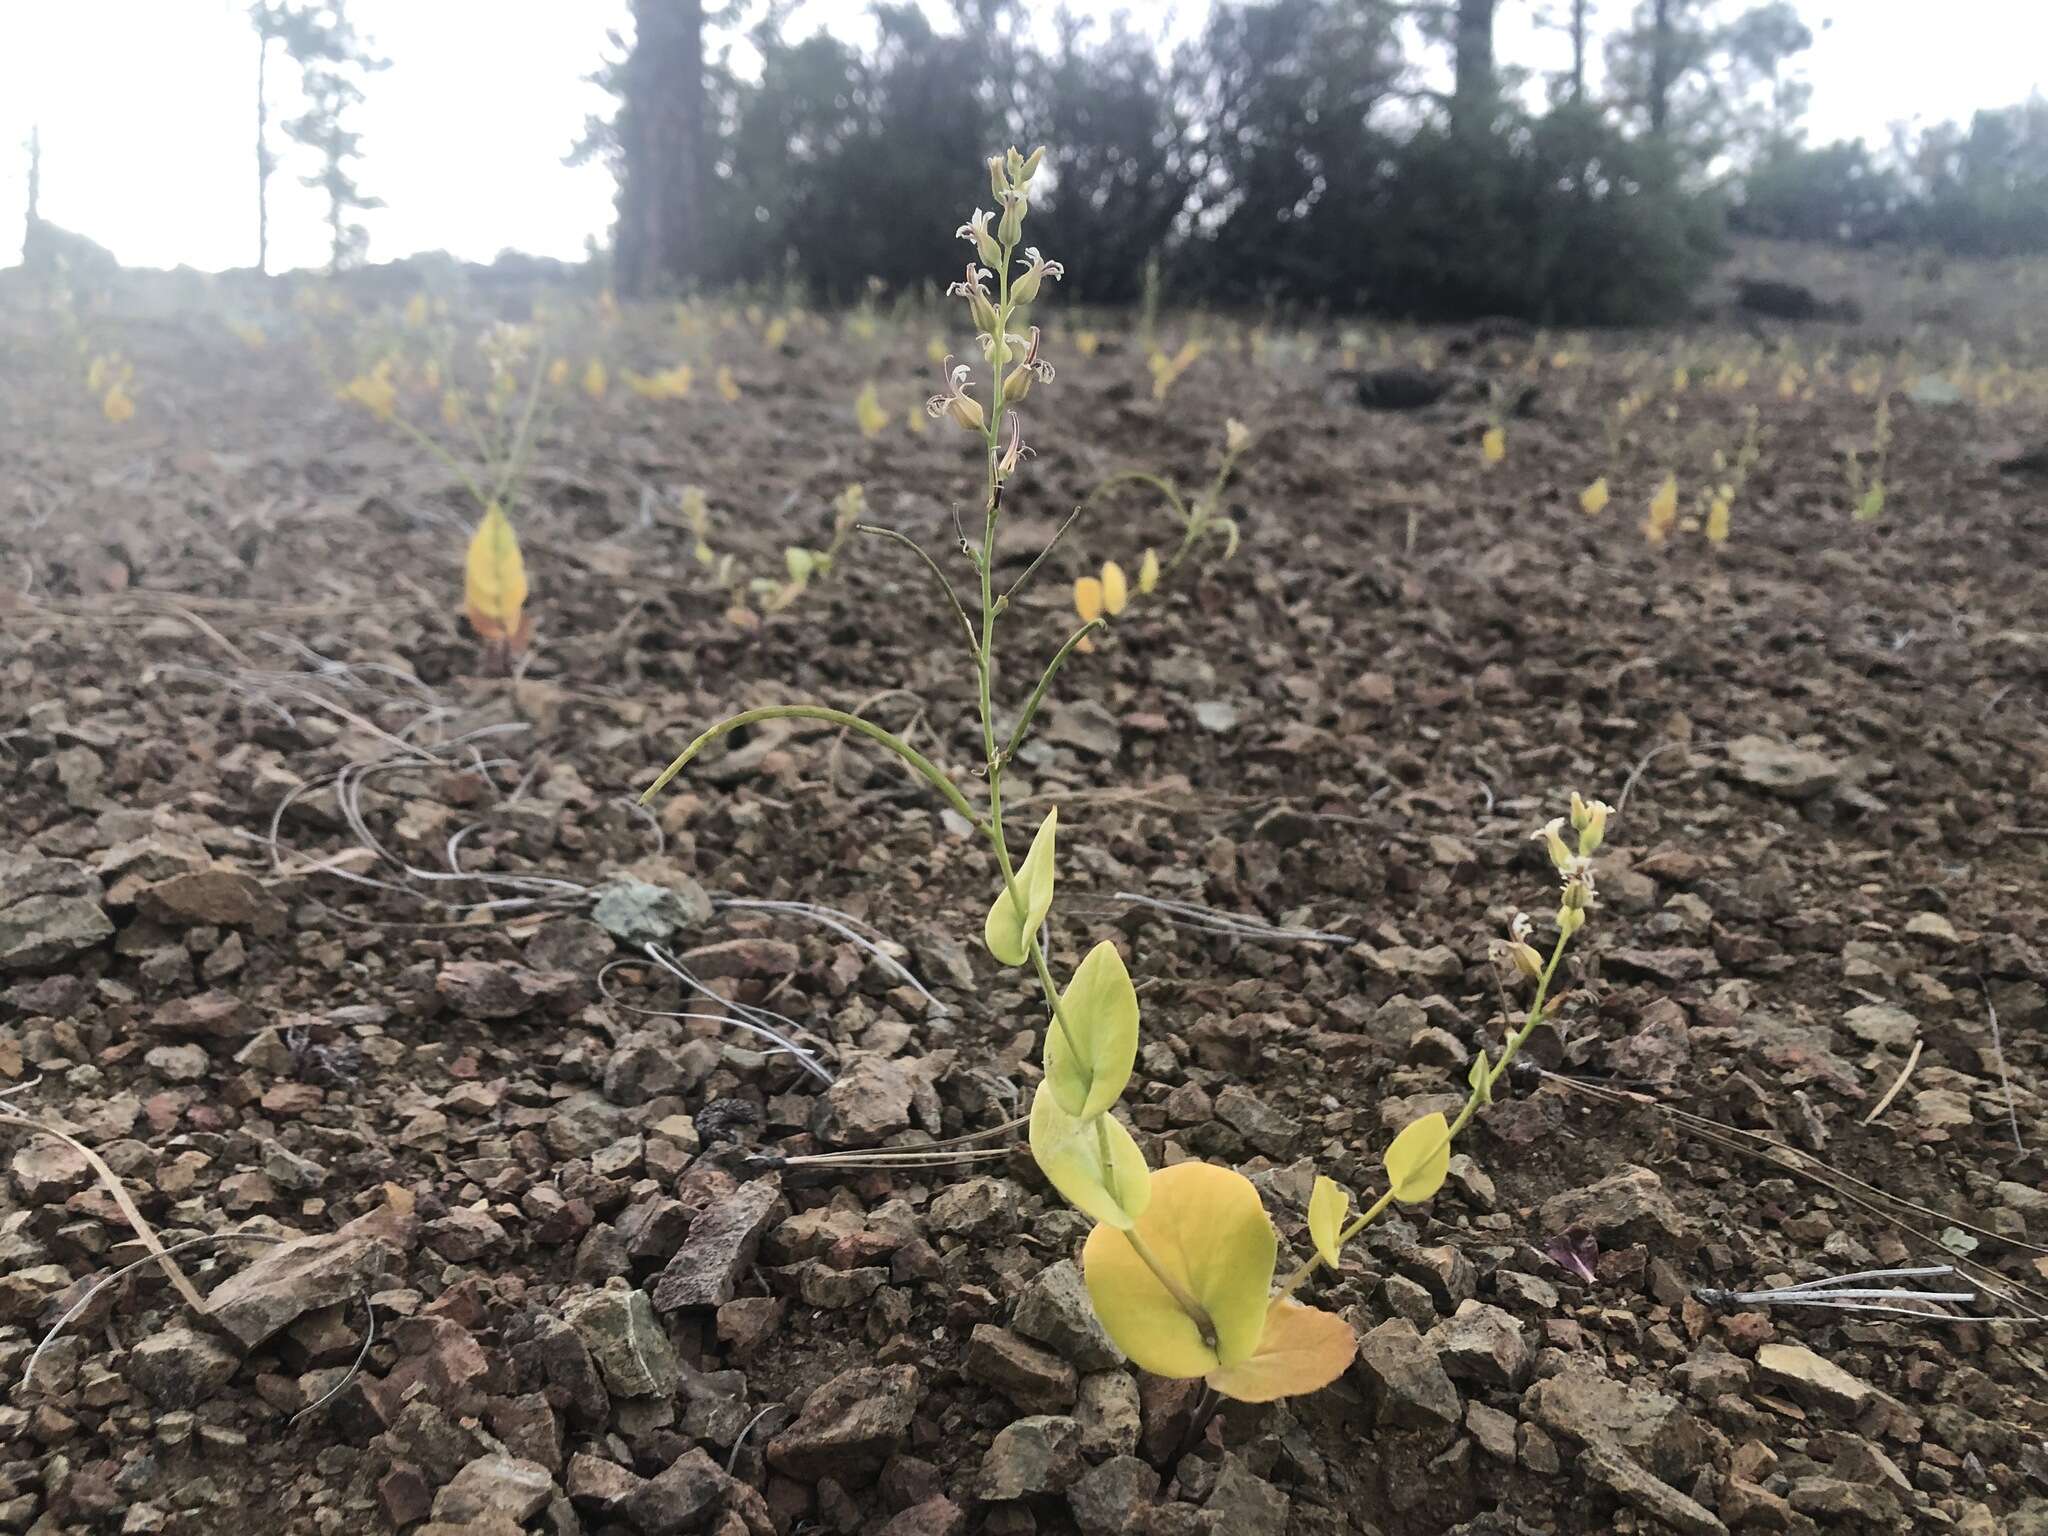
[
  {"left": 1006, "top": 146, "right": 1026, "bottom": 183},
  {"left": 1225, "top": 417, "right": 1252, "bottom": 455},
  {"left": 1002, "top": 364, "right": 1033, "bottom": 404},
  {"left": 1011, "top": 266, "right": 1043, "bottom": 306},
  {"left": 969, "top": 289, "right": 999, "bottom": 335},
  {"left": 1557, "top": 904, "right": 1585, "bottom": 939},
  {"left": 1532, "top": 818, "right": 1573, "bottom": 874},
  {"left": 1020, "top": 146, "right": 1046, "bottom": 182},
  {"left": 998, "top": 193, "right": 1026, "bottom": 246},
  {"left": 1577, "top": 800, "right": 1610, "bottom": 857},
  {"left": 989, "top": 155, "right": 1008, "bottom": 199},
  {"left": 1509, "top": 941, "right": 1544, "bottom": 980},
  {"left": 947, "top": 392, "right": 986, "bottom": 432}
]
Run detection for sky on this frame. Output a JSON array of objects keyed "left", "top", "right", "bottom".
[{"left": 1, "top": 0, "right": 2044, "bottom": 273}]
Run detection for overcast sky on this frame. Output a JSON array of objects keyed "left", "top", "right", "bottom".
[{"left": 2, "top": 0, "right": 2043, "bottom": 273}]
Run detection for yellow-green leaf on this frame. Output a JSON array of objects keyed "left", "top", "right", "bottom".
[
  {"left": 1045, "top": 940, "right": 1139, "bottom": 1119},
  {"left": 464, "top": 501, "right": 530, "bottom": 649},
  {"left": 1138, "top": 548, "right": 1161, "bottom": 595},
  {"left": 1204, "top": 1299, "right": 1357, "bottom": 1403},
  {"left": 785, "top": 546, "right": 817, "bottom": 584},
  {"left": 1100, "top": 561, "right": 1129, "bottom": 616},
  {"left": 1384, "top": 1111, "right": 1450, "bottom": 1204},
  {"left": 1307, "top": 1175, "right": 1349, "bottom": 1268},
  {"left": 1029, "top": 1082, "right": 1150, "bottom": 1230},
  {"left": 984, "top": 808, "right": 1056, "bottom": 966},
  {"left": 1082, "top": 1161, "right": 1276, "bottom": 1378},
  {"left": 1074, "top": 576, "right": 1104, "bottom": 625}
]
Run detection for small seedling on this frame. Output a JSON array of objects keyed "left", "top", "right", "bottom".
[
  {"left": 1075, "top": 418, "right": 1250, "bottom": 611},
  {"left": 641, "top": 148, "right": 1617, "bottom": 1411},
  {"left": 1846, "top": 393, "right": 1892, "bottom": 522}
]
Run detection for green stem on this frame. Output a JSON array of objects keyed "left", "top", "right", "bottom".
[
  {"left": 640, "top": 705, "right": 981, "bottom": 829},
  {"left": 1005, "top": 619, "right": 1105, "bottom": 761},
  {"left": 1127, "top": 1228, "right": 1220, "bottom": 1350},
  {"left": 855, "top": 524, "right": 976, "bottom": 653},
  {"left": 1280, "top": 925, "right": 1574, "bottom": 1295}
]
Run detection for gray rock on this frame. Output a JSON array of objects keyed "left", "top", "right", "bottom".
[
  {"left": 979, "top": 1414, "right": 1084, "bottom": 1500},
  {"left": 144, "top": 1043, "right": 210, "bottom": 1083},
  {"left": 653, "top": 1178, "right": 783, "bottom": 1312},
  {"left": 1351, "top": 1317, "right": 1460, "bottom": 1429},
  {"left": 431, "top": 1454, "right": 556, "bottom": 1525},
  {"left": 1536, "top": 1165, "right": 1688, "bottom": 1244},
  {"left": 562, "top": 1288, "right": 680, "bottom": 1398},
  {"left": 1014, "top": 1259, "right": 1123, "bottom": 1372},
  {"left": 1070, "top": 1455, "right": 1158, "bottom": 1535},
  {"left": 1580, "top": 1443, "right": 1727, "bottom": 1536},
  {"left": 1206, "top": 1455, "right": 1288, "bottom": 1536},
  {"left": 592, "top": 878, "right": 709, "bottom": 944},
  {"left": 1426, "top": 1300, "right": 1532, "bottom": 1389},
  {"left": 811, "top": 1054, "right": 916, "bottom": 1147},
  {"left": 1523, "top": 1368, "right": 1690, "bottom": 1476},
  {"left": 622, "top": 1447, "right": 730, "bottom": 1535},
  {"left": 1842, "top": 1003, "right": 1918, "bottom": 1049},
  {"left": 927, "top": 1176, "right": 1019, "bottom": 1239},
  {"left": 564, "top": 1452, "right": 645, "bottom": 1515},
  {"left": 966, "top": 1324, "right": 1079, "bottom": 1412},
  {"left": 1754, "top": 1342, "right": 1874, "bottom": 1416},
  {"left": 205, "top": 1233, "right": 391, "bottom": 1350},
  {"left": 1212, "top": 1085, "right": 1300, "bottom": 1157},
  {"left": 766, "top": 1364, "right": 921, "bottom": 1480},
  {"left": 10, "top": 1141, "right": 91, "bottom": 1203},
  {"left": 0, "top": 851, "right": 112, "bottom": 971},
  {"left": 1725, "top": 734, "right": 1839, "bottom": 800},
  {"left": 1043, "top": 699, "right": 1124, "bottom": 759},
  {"left": 127, "top": 1328, "right": 238, "bottom": 1407},
  {"left": 1075, "top": 1370, "right": 1141, "bottom": 1459}
]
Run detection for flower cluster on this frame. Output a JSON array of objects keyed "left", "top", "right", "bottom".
[
  {"left": 928, "top": 146, "right": 1063, "bottom": 484},
  {"left": 1527, "top": 790, "right": 1611, "bottom": 944}
]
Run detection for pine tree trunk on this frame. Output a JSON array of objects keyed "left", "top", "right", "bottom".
[
  {"left": 256, "top": 37, "right": 270, "bottom": 275},
  {"left": 1451, "top": 0, "right": 1497, "bottom": 136},
  {"left": 1570, "top": 0, "right": 1587, "bottom": 104},
  {"left": 616, "top": 0, "right": 706, "bottom": 297},
  {"left": 1649, "top": 0, "right": 1674, "bottom": 136}
]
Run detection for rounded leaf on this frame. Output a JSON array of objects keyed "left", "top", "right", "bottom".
[
  {"left": 465, "top": 501, "right": 529, "bottom": 646},
  {"left": 1383, "top": 1111, "right": 1450, "bottom": 1204},
  {"left": 1045, "top": 940, "right": 1139, "bottom": 1119},
  {"left": 1137, "top": 548, "right": 1161, "bottom": 595},
  {"left": 1205, "top": 1299, "right": 1357, "bottom": 1403},
  {"left": 1306, "top": 1175, "right": 1349, "bottom": 1269},
  {"left": 1073, "top": 575, "right": 1104, "bottom": 624},
  {"left": 1029, "top": 1082, "right": 1150, "bottom": 1230},
  {"left": 984, "top": 808, "right": 1056, "bottom": 966},
  {"left": 1100, "top": 561, "right": 1129, "bottom": 615},
  {"left": 1082, "top": 1162, "right": 1276, "bottom": 1378}
]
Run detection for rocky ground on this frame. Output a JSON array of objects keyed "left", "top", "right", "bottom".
[{"left": 2, "top": 244, "right": 2047, "bottom": 1536}]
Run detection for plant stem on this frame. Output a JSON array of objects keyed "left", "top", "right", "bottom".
[
  {"left": 1280, "top": 924, "right": 1574, "bottom": 1294},
  {"left": 641, "top": 705, "right": 981, "bottom": 828}
]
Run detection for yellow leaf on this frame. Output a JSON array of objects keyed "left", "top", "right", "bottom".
[
  {"left": 547, "top": 358, "right": 570, "bottom": 389},
  {"left": 101, "top": 385, "right": 134, "bottom": 424},
  {"left": 1705, "top": 496, "right": 1731, "bottom": 544},
  {"left": 1644, "top": 474, "right": 1678, "bottom": 545},
  {"left": 1137, "top": 548, "right": 1160, "bottom": 595},
  {"left": 717, "top": 365, "right": 741, "bottom": 403},
  {"left": 1082, "top": 1162, "right": 1276, "bottom": 1378},
  {"left": 926, "top": 335, "right": 948, "bottom": 364},
  {"left": 464, "top": 501, "right": 530, "bottom": 649},
  {"left": 1579, "top": 477, "right": 1610, "bottom": 516},
  {"left": 855, "top": 381, "right": 888, "bottom": 438},
  {"left": 1100, "top": 561, "right": 1129, "bottom": 616},
  {"left": 1029, "top": 1083, "right": 1151, "bottom": 1230},
  {"left": 984, "top": 808, "right": 1056, "bottom": 966},
  {"left": 1074, "top": 576, "right": 1104, "bottom": 625},
  {"left": 1204, "top": 1299, "right": 1357, "bottom": 1403},
  {"left": 1045, "top": 941, "right": 1139, "bottom": 1119},
  {"left": 785, "top": 546, "right": 817, "bottom": 585},
  {"left": 1076, "top": 329, "right": 1100, "bottom": 356},
  {"left": 441, "top": 390, "right": 465, "bottom": 429},
  {"left": 403, "top": 293, "right": 429, "bottom": 329},
  {"left": 1383, "top": 1112, "right": 1450, "bottom": 1204},
  {"left": 906, "top": 401, "right": 928, "bottom": 435},
  {"left": 582, "top": 359, "right": 608, "bottom": 399},
  {"left": 1481, "top": 426, "right": 1506, "bottom": 464},
  {"left": 764, "top": 316, "right": 790, "bottom": 348},
  {"left": 1307, "top": 1175, "right": 1349, "bottom": 1267}
]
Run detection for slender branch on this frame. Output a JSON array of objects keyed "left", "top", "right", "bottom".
[
  {"left": 641, "top": 705, "right": 982, "bottom": 829},
  {"left": 1002, "top": 502, "right": 1089, "bottom": 603},
  {"left": 856, "top": 524, "right": 977, "bottom": 651},
  {"left": 491, "top": 350, "right": 551, "bottom": 509},
  {"left": 1005, "top": 618, "right": 1106, "bottom": 760}
]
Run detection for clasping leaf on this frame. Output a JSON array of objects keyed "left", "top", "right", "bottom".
[
  {"left": 985, "top": 808, "right": 1056, "bottom": 966},
  {"left": 1383, "top": 1111, "right": 1451, "bottom": 1204},
  {"left": 1029, "top": 1082, "right": 1150, "bottom": 1230},
  {"left": 1044, "top": 940, "right": 1139, "bottom": 1119},
  {"left": 1307, "top": 1175, "right": 1349, "bottom": 1268}
]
